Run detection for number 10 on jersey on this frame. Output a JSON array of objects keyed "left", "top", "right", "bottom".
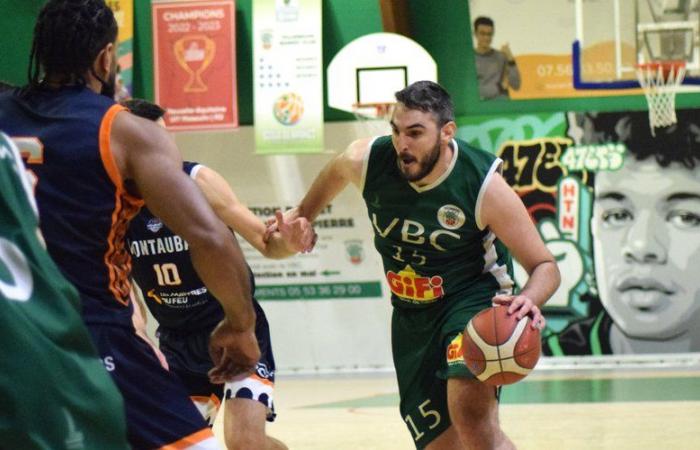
[{"left": 153, "top": 263, "right": 182, "bottom": 286}]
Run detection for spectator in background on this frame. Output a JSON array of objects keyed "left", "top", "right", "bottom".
[{"left": 473, "top": 16, "right": 521, "bottom": 100}]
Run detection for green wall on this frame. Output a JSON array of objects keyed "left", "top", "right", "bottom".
[
  {"left": 0, "top": 1, "right": 45, "bottom": 87},
  {"left": 2, "top": 0, "right": 699, "bottom": 125}
]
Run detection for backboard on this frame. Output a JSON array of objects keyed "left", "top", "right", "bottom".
[
  {"left": 573, "top": 0, "right": 700, "bottom": 89},
  {"left": 327, "top": 32, "right": 437, "bottom": 118}
]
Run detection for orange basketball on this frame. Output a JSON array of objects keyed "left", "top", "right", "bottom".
[{"left": 462, "top": 305, "right": 541, "bottom": 386}]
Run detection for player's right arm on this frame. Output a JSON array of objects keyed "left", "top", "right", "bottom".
[
  {"left": 481, "top": 173, "right": 560, "bottom": 329},
  {"left": 192, "top": 165, "right": 315, "bottom": 258},
  {"left": 110, "top": 111, "right": 259, "bottom": 377},
  {"left": 293, "top": 137, "right": 371, "bottom": 221}
]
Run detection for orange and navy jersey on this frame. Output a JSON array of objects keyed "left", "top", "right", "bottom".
[
  {"left": 127, "top": 162, "right": 222, "bottom": 332},
  {"left": 0, "top": 86, "right": 143, "bottom": 327},
  {"left": 126, "top": 162, "right": 256, "bottom": 333}
]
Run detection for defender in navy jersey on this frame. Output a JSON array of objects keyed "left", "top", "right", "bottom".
[
  {"left": 124, "top": 99, "right": 314, "bottom": 450},
  {"left": 0, "top": 2, "right": 261, "bottom": 449},
  {"left": 280, "top": 81, "right": 560, "bottom": 449}
]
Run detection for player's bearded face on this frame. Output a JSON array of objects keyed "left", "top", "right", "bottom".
[{"left": 397, "top": 131, "right": 441, "bottom": 182}]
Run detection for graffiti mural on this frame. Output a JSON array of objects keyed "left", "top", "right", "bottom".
[{"left": 457, "top": 110, "right": 700, "bottom": 355}]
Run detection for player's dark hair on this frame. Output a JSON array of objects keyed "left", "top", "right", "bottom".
[
  {"left": 122, "top": 98, "right": 167, "bottom": 122},
  {"left": 473, "top": 16, "right": 494, "bottom": 31},
  {"left": 395, "top": 80, "right": 455, "bottom": 127},
  {"left": 26, "top": 0, "right": 117, "bottom": 92},
  {"left": 580, "top": 111, "right": 700, "bottom": 169}
]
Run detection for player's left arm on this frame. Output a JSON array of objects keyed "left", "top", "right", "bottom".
[
  {"left": 481, "top": 172, "right": 561, "bottom": 328},
  {"left": 193, "top": 166, "right": 315, "bottom": 259},
  {"left": 500, "top": 44, "right": 521, "bottom": 90}
]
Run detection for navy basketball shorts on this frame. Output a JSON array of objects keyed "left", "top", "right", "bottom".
[
  {"left": 159, "top": 299, "right": 277, "bottom": 425},
  {"left": 86, "top": 323, "right": 218, "bottom": 450}
]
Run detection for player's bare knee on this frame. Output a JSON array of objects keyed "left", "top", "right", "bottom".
[
  {"left": 455, "top": 411, "right": 498, "bottom": 435},
  {"left": 450, "top": 397, "right": 501, "bottom": 444}
]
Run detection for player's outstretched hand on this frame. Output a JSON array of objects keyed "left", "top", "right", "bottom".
[
  {"left": 492, "top": 294, "right": 545, "bottom": 330},
  {"left": 208, "top": 318, "right": 260, "bottom": 384},
  {"left": 264, "top": 208, "right": 300, "bottom": 236},
  {"left": 274, "top": 210, "right": 317, "bottom": 253}
]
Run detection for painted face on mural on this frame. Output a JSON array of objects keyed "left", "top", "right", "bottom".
[
  {"left": 390, "top": 104, "right": 444, "bottom": 183},
  {"left": 592, "top": 157, "right": 700, "bottom": 340}
]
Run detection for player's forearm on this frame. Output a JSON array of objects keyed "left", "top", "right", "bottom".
[
  {"left": 298, "top": 161, "right": 349, "bottom": 221},
  {"left": 518, "top": 260, "right": 560, "bottom": 308},
  {"left": 189, "top": 233, "right": 255, "bottom": 331}
]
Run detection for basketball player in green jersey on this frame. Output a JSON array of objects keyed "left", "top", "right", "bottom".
[
  {"left": 0, "top": 132, "right": 129, "bottom": 449},
  {"left": 278, "top": 81, "right": 560, "bottom": 449}
]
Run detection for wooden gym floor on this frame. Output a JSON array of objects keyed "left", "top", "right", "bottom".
[{"left": 213, "top": 365, "right": 700, "bottom": 449}]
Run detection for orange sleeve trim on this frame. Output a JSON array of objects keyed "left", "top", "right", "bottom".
[
  {"left": 100, "top": 104, "right": 143, "bottom": 307},
  {"left": 159, "top": 428, "right": 215, "bottom": 450},
  {"left": 99, "top": 104, "right": 127, "bottom": 191}
]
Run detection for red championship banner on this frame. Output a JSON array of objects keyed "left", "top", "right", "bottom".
[{"left": 152, "top": 0, "right": 237, "bottom": 130}]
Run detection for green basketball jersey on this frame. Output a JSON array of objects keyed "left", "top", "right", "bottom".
[
  {"left": 362, "top": 136, "right": 513, "bottom": 309},
  {"left": 0, "top": 132, "right": 128, "bottom": 449}
]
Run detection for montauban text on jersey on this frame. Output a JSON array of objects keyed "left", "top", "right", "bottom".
[{"left": 129, "top": 236, "right": 190, "bottom": 257}]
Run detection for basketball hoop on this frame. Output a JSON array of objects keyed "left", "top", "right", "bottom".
[
  {"left": 351, "top": 102, "right": 395, "bottom": 136},
  {"left": 635, "top": 60, "right": 686, "bottom": 135}
]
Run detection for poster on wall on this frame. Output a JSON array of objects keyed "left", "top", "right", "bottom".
[
  {"left": 152, "top": 0, "right": 238, "bottom": 130},
  {"left": 241, "top": 202, "right": 384, "bottom": 301},
  {"left": 457, "top": 110, "right": 700, "bottom": 355},
  {"left": 108, "top": 0, "right": 134, "bottom": 102},
  {"left": 467, "top": 0, "right": 640, "bottom": 100},
  {"left": 253, "top": 0, "right": 324, "bottom": 154}
]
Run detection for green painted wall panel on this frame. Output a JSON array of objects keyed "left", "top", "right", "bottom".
[{"left": 0, "top": 1, "right": 44, "bottom": 86}]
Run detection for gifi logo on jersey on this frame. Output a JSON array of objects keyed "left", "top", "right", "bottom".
[
  {"left": 446, "top": 333, "right": 464, "bottom": 365},
  {"left": 386, "top": 265, "right": 444, "bottom": 303}
]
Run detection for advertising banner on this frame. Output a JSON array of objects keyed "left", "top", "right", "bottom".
[
  {"left": 241, "top": 202, "right": 384, "bottom": 303},
  {"left": 152, "top": 0, "right": 238, "bottom": 130},
  {"left": 253, "top": 0, "right": 324, "bottom": 154}
]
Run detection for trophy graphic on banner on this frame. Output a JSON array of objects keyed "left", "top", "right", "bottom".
[{"left": 174, "top": 34, "right": 216, "bottom": 93}]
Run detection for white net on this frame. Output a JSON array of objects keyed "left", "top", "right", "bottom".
[
  {"left": 351, "top": 103, "right": 395, "bottom": 137},
  {"left": 635, "top": 61, "right": 686, "bottom": 134}
]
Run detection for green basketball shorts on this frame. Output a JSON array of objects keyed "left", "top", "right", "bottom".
[{"left": 391, "top": 295, "right": 492, "bottom": 448}]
